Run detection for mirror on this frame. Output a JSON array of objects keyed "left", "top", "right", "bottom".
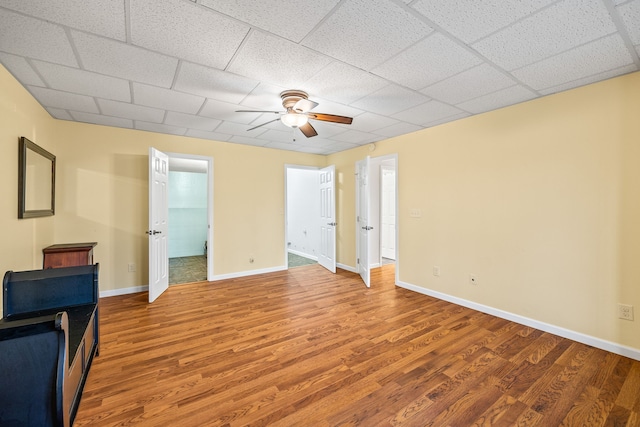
[{"left": 18, "top": 137, "right": 56, "bottom": 218}]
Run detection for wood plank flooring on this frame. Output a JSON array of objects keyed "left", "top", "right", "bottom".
[{"left": 74, "top": 264, "right": 640, "bottom": 426}]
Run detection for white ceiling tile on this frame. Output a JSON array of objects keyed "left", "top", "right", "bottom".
[
  {"left": 130, "top": 0, "right": 249, "bottom": 69},
  {"left": 263, "top": 141, "right": 300, "bottom": 151},
  {"left": 303, "top": 62, "right": 388, "bottom": 105},
  {"left": 238, "top": 83, "right": 288, "bottom": 110},
  {"left": 421, "top": 64, "right": 517, "bottom": 105},
  {"left": 302, "top": 0, "right": 433, "bottom": 70},
  {"left": 229, "top": 31, "right": 332, "bottom": 88},
  {"left": 331, "top": 129, "right": 377, "bottom": 144},
  {"left": 98, "top": 99, "right": 165, "bottom": 123},
  {"left": 412, "top": 0, "right": 556, "bottom": 43},
  {"left": 185, "top": 129, "right": 232, "bottom": 142},
  {"left": 164, "top": 111, "right": 221, "bottom": 131},
  {"left": 0, "top": 10, "right": 78, "bottom": 67},
  {"left": 0, "top": 53, "right": 45, "bottom": 86},
  {"left": 1, "top": 0, "right": 126, "bottom": 40},
  {"left": 34, "top": 61, "right": 131, "bottom": 102},
  {"left": 373, "top": 122, "right": 424, "bottom": 138},
  {"left": 373, "top": 33, "right": 481, "bottom": 90},
  {"left": 311, "top": 98, "right": 364, "bottom": 119},
  {"left": 135, "top": 121, "right": 187, "bottom": 136},
  {"left": 215, "top": 120, "right": 268, "bottom": 138},
  {"left": 472, "top": 0, "right": 617, "bottom": 70},
  {"left": 28, "top": 86, "right": 99, "bottom": 113},
  {"left": 351, "top": 84, "right": 431, "bottom": 115},
  {"left": 422, "top": 112, "right": 471, "bottom": 128},
  {"left": 174, "top": 62, "right": 259, "bottom": 104},
  {"left": 539, "top": 63, "right": 638, "bottom": 95},
  {"left": 326, "top": 141, "right": 360, "bottom": 152},
  {"left": 257, "top": 128, "right": 297, "bottom": 143},
  {"left": 133, "top": 83, "right": 205, "bottom": 114},
  {"left": 199, "top": 0, "right": 340, "bottom": 42},
  {"left": 513, "top": 34, "right": 634, "bottom": 90},
  {"left": 45, "top": 107, "right": 73, "bottom": 120},
  {"left": 457, "top": 85, "right": 537, "bottom": 114},
  {"left": 71, "top": 31, "right": 178, "bottom": 88},
  {"left": 228, "top": 135, "right": 270, "bottom": 147},
  {"left": 617, "top": 0, "right": 640, "bottom": 45},
  {"left": 70, "top": 111, "right": 134, "bottom": 128},
  {"left": 349, "top": 112, "right": 399, "bottom": 133},
  {"left": 199, "top": 99, "right": 252, "bottom": 124},
  {"left": 297, "top": 145, "right": 332, "bottom": 155},
  {"left": 391, "top": 100, "right": 466, "bottom": 126}
]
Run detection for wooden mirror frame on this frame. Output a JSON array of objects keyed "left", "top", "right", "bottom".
[{"left": 18, "top": 137, "right": 56, "bottom": 219}]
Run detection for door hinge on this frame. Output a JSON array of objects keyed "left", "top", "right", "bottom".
[{"left": 357, "top": 258, "right": 359, "bottom": 264}]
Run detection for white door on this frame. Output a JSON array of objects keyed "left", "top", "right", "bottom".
[
  {"left": 356, "top": 157, "right": 371, "bottom": 287},
  {"left": 318, "top": 165, "right": 336, "bottom": 273},
  {"left": 148, "top": 147, "right": 169, "bottom": 303},
  {"left": 380, "top": 165, "right": 396, "bottom": 260}
]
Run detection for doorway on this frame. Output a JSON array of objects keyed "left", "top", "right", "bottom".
[
  {"left": 356, "top": 154, "right": 398, "bottom": 288},
  {"left": 284, "top": 164, "right": 337, "bottom": 272},
  {"left": 166, "top": 153, "right": 213, "bottom": 285}
]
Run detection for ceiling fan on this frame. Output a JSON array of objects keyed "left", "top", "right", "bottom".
[{"left": 236, "top": 90, "right": 353, "bottom": 138}]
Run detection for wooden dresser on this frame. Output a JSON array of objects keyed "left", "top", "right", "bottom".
[{"left": 43, "top": 242, "right": 97, "bottom": 269}]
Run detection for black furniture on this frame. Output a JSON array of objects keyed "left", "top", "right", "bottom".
[{"left": 0, "top": 264, "right": 100, "bottom": 427}]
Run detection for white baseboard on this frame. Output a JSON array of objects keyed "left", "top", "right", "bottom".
[
  {"left": 396, "top": 279, "right": 640, "bottom": 362},
  {"left": 337, "top": 263, "right": 357, "bottom": 273},
  {"left": 210, "top": 265, "right": 287, "bottom": 281},
  {"left": 100, "top": 285, "right": 148, "bottom": 298},
  {"left": 287, "top": 249, "right": 318, "bottom": 261}
]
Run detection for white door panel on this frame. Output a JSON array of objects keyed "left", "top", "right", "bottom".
[
  {"left": 357, "top": 157, "right": 371, "bottom": 287},
  {"left": 148, "top": 147, "right": 169, "bottom": 303},
  {"left": 318, "top": 165, "right": 336, "bottom": 273}
]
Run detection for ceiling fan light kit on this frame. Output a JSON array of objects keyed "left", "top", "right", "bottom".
[
  {"left": 236, "top": 90, "right": 353, "bottom": 138},
  {"left": 281, "top": 112, "right": 308, "bottom": 128}
]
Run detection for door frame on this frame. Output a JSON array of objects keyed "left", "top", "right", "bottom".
[
  {"left": 355, "top": 153, "right": 399, "bottom": 286},
  {"left": 284, "top": 164, "right": 321, "bottom": 270},
  {"left": 165, "top": 152, "right": 214, "bottom": 281}
]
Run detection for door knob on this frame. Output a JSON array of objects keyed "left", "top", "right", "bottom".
[
  {"left": 145, "top": 230, "right": 162, "bottom": 235},
  {"left": 327, "top": 222, "right": 337, "bottom": 226}
]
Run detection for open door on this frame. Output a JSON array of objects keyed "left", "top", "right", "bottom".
[
  {"left": 356, "top": 157, "right": 371, "bottom": 287},
  {"left": 148, "top": 147, "right": 169, "bottom": 302},
  {"left": 318, "top": 165, "right": 336, "bottom": 273}
]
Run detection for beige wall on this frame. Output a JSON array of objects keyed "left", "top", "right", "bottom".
[
  {"left": 2, "top": 62, "right": 639, "bottom": 352},
  {"left": 331, "top": 72, "right": 640, "bottom": 351},
  {"left": 0, "top": 65, "right": 325, "bottom": 301},
  {"left": 0, "top": 67, "right": 57, "bottom": 284}
]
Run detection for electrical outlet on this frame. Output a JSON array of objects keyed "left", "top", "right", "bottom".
[
  {"left": 618, "top": 304, "right": 634, "bottom": 321},
  {"left": 127, "top": 263, "right": 136, "bottom": 273},
  {"left": 433, "top": 266, "right": 440, "bottom": 277},
  {"left": 469, "top": 274, "right": 478, "bottom": 285}
]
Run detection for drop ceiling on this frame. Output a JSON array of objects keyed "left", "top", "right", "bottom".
[{"left": 1, "top": 0, "right": 638, "bottom": 155}]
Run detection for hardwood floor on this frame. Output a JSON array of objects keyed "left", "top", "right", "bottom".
[{"left": 75, "top": 264, "right": 640, "bottom": 426}]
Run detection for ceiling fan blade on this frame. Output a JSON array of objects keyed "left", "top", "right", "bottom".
[
  {"left": 236, "top": 110, "right": 281, "bottom": 114},
  {"left": 293, "top": 98, "right": 319, "bottom": 113},
  {"left": 308, "top": 112, "right": 353, "bottom": 125},
  {"left": 299, "top": 122, "right": 318, "bottom": 138},
  {"left": 247, "top": 118, "right": 280, "bottom": 131}
]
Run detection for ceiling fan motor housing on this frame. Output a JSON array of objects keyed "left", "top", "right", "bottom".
[{"left": 280, "top": 90, "right": 309, "bottom": 111}]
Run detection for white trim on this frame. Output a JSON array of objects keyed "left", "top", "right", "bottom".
[
  {"left": 337, "top": 263, "right": 357, "bottom": 273},
  {"left": 287, "top": 248, "right": 318, "bottom": 261},
  {"left": 396, "top": 279, "right": 640, "bottom": 362},
  {"left": 210, "top": 265, "right": 287, "bottom": 281},
  {"left": 100, "top": 285, "right": 148, "bottom": 298}
]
